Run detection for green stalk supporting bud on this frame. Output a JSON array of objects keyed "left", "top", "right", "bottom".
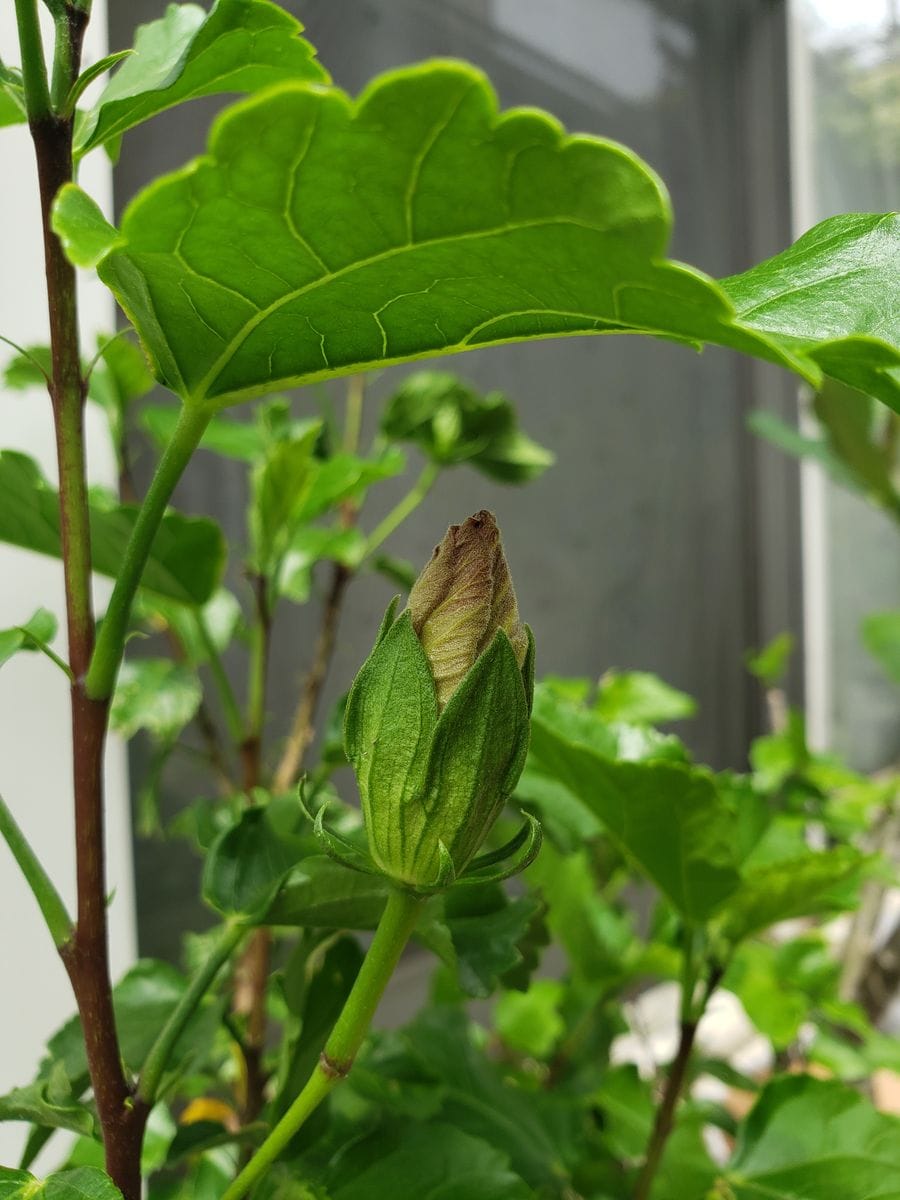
[{"left": 343, "top": 511, "right": 537, "bottom": 891}]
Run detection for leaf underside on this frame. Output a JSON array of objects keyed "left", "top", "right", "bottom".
[{"left": 92, "top": 63, "right": 900, "bottom": 411}]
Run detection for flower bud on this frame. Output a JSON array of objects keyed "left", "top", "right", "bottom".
[
  {"left": 344, "top": 512, "right": 535, "bottom": 890},
  {"left": 409, "top": 511, "right": 529, "bottom": 709}
]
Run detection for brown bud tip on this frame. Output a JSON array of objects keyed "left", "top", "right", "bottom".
[{"left": 409, "top": 511, "right": 527, "bottom": 708}]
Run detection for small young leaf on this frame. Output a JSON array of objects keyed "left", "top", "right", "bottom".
[
  {"left": 51, "top": 184, "right": 120, "bottom": 268},
  {"left": 745, "top": 631, "right": 795, "bottom": 688},
  {"left": 494, "top": 980, "right": 565, "bottom": 1059},
  {"left": 75, "top": 0, "right": 327, "bottom": 157},
  {"left": 381, "top": 371, "right": 553, "bottom": 482},
  {"left": 0, "top": 608, "right": 58, "bottom": 670}
]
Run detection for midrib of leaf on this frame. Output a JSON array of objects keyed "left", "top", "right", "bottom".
[{"left": 183, "top": 216, "right": 656, "bottom": 403}]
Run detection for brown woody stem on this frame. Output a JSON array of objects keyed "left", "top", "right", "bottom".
[
  {"left": 21, "top": 6, "right": 148, "bottom": 1195},
  {"left": 273, "top": 562, "right": 352, "bottom": 793}
]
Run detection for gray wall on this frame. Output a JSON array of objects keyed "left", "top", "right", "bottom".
[{"left": 109, "top": 0, "right": 802, "bottom": 958}]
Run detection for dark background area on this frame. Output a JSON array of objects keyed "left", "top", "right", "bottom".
[{"left": 109, "top": 0, "right": 803, "bottom": 961}]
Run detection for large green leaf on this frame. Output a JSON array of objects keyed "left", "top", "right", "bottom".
[
  {"left": 528, "top": 719, "right": 740, "bottom": 921},
  {"left": 74, "top": 0, "right": 327, "bottom": 157},
  {"left": 0, "top": 452, "right": 224, "bottom": 604},
  {"left": 716, "top": 847, "right": 864, "bottom": 944},
  {"left": 723, "top": 1075, "right": 900, "bottom": 1199},
  {"left": 721, "top": 214, "right": 900, "bottom": 415},
  {"left": 85, "top": 64, "right": 899, "bottom": 409},
  {"left": 327, "top": 1122, "right": 534, "bottom": 1200}
]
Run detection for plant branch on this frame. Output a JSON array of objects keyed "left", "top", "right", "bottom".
[
  {"left": 195, "top": 608, "right": 245, "bottom": 745},
  {"left": 13, "top": 0, "right": 51, "bottom": 120},
  {"left": 138, "top": 921, "right": 247, "bottom": 1105},
  {"left": 273, "top": 562, "right": 351, "bottom": 793},
  {"left": 0, "top": 791, "right": 73, "bottom": 947},
  {"left": 361, "top": 460, "right": 439, "bottom": 561},
  {"left": 222, "top": 888, "right": 425, "bottom": 1200},
  {"left": 21, "top": 2, "right": 149, "bottom": 1192},
  {"left": 633, "top": 960, "right": 723, "bottom": 1200},
  {"left": 86, "top": 402, "right": 212, "bottom": 701}
]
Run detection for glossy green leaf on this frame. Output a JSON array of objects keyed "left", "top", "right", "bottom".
[
  {"left": 862, "top": 610, "right": 900, "bottom": 685},
  {"left": 51, "top": 185, "right": 120, "bottom": 268},
  {"left": 381, "top": 371, "right": 553, "bottom": 482},
  {"left": 0, "top": 608, "right": 58, "bottom": 670},
  {"left": 723, "top": 1075, "right": 900, "bottom": 1199},
  {"left": 202, "top": 806, "right": 304, "bottom": 920},
  {"left": 94, "top": 63, "right": 898, "bottom": 410},
  {"left": 717, "top": 847, "right": 864, "bottom": 944},
  {"left": 721, "top": 213, "right": 900, "bottom": 415},
  {"left": 74, "top": 0, "right": 327, "bottom": 157},
  {"left": 0, "top": 1167, "right": 123, "bottom": 1200},
  {"left": 529, "top": 719, "right": 740, "bottom": 920},
  {"left": 328, "top": 1122, "right": 534, "bottom": 1200},
  {"left": 593, "top": 670, "right": 696, "bottom": 724},
  {"left": 0, "top": 62, "right": 26, "bottom": 129},
  {"left": 0, "top": 452, "right": 225, "bottom": 604},
  {"left": 109, "top": 658, "right": 202, "bottom": 739}
]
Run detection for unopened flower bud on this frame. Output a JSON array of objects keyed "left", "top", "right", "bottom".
[
  {"left": 409, "top": 511, "right": 528, "bottom": 709},
  {"left": 344, "top": 512, "right": 535, "bottom": 890}
]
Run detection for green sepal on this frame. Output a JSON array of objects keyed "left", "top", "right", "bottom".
[
  {"left": 297, "top": 781, "right": 379, "bottom": 877},
  {"left": 417, "top": 629, "right": 531, "bottom": 880},
  {"left": 344, "top": 609, "right": 439, "bottom": 879},
  {"left": 521, "top": 624, "right": 535, "bottom": 715},
  {"left": 459, "top": 812, "right": 543, "bottom": 884},
  {"left": 374, "top": 595, "right": 401, "bottom": 647}
]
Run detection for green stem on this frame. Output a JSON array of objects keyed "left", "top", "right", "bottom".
[
  {"left": 86, "top": 403, "right": 212, "bottom": 700},
  {"left": 362, "top": 461, "right": 439, "bottom": 560},
  {"left": 195, "top": 610, "right": 244, "bottom": 743},
  {"left": 244, "top": 576, "right": 270, "bottom": 743},
  {"left": 138, "top": 922, "right": 246, "bottom": 1105},
  {"left": 222, "top": 888, "right": 424, "bottom": 1200},
  {"left": 13, "top": 0, "right": 51, "bottom": 120},
  {"left": 0, "top": 792, "right": 73, "bottom": 948},
  {"left": 50, "top": 14, "right": 73, "bottom": 112}
]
